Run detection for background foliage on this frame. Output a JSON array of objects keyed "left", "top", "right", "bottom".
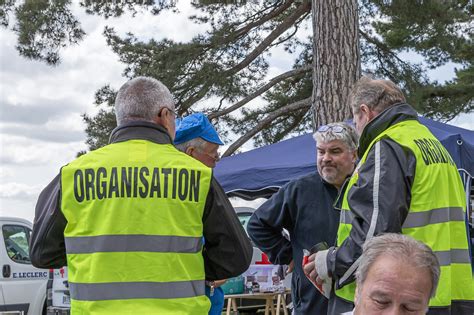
[{"left": 1, "top": 0, "right": 472, "bottom": 154}]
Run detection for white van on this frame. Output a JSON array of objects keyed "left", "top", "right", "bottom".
[{"left": 0, "top": 217, "right": 47, "bottom": 315}]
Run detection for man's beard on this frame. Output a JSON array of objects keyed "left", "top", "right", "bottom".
[{"left": 321, "top": 166, "right": 338, "bottom": 184}]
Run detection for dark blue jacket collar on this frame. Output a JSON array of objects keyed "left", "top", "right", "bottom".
[{"left": 109, "top": 121, "right": 173, "bottom": 145}]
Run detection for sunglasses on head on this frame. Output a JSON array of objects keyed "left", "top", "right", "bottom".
[{"left": 317, "top": 125, "right": 345, "bottom": 133}]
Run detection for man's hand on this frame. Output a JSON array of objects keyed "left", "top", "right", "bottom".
[
  {"left": 214, "top": 279, "right": 227, "bottom": 287},
  {"left": 302, "top": 250, "right": 332, "bottom": 298},
  {"left": 303, "top": 253, "right": 319, "bottom": 281}
]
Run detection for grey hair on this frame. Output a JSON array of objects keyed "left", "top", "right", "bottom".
[
  {"left": 175, "top": 137, "right": 207, "bottom": 153},
  {"left": 349, "top": 76, "right": 406, "bottom": 114},
  {"left": 356, "top": 233, "right": 440, "bottom": 299},
  {"left": 313, "top": 122, "right": 358, "bottom": 151},
  {"left": 115, "top": 76, "right": 175, "bottom": 125}
]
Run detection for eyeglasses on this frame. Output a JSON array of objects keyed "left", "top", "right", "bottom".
[
  {"left": 317, "top": 125, "right": 345, "bottom": 133},
  {"left": 159, "top": 107, "right": 179, "bottom": 119},
  {"left": 166, "top": 107, "right": 179, "bottom": 118}
]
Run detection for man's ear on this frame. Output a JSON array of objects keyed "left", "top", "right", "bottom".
[
  {"left": 359, "top": 104, "right": 370, "bottom": 116},
  {"left": 352, "top": 150, "right": 358, "bottom": 163},
  {"left": 153, "top": 113, "right": 164, "bottom": 125},
  {"left": 361, "top": 104, "right": 380, "bottom": 121},
  {"left": 153, "top": 109, "right": 172, "bottom": 132},
  {"left": 360, "top": 103, "right": 379, "bottom": 124}
]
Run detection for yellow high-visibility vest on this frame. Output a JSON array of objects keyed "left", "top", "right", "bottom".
[
  {"left": 335, "top": 119, "right": 474, "bottom": 307},
  {"left": 61, "top": 139, "right": 212, "bottom": 314}
]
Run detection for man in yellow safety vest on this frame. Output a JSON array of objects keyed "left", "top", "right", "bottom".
[
  {"left": 30, "top": 76, "right": 252, "bottom": 315},
  {"left": 304, "top": 76, "right": 473, "bottom": 314}
]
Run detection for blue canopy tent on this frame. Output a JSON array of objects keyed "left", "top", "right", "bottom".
[{"left": 214, "top": 116, "right": 474, "bottom": 200}]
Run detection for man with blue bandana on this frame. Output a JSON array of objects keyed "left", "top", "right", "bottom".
[
  {"left": 175, "top": 113, "right": 227, "bottom": 315},
  {"left": 175, "top": 113, "right": 224, "bottom": 168}
]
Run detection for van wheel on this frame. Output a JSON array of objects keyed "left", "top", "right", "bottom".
[{"left": 42, "top": 301, "right": 47, "bottom": 315}]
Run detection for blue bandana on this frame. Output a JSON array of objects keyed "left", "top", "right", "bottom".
[{"left": 174, "top": 113, "right": 224, "bottom": 145}]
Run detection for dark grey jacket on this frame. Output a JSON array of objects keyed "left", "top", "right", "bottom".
[
  {"left": 328, "top": 104, "right": 417, "bottom": 287},
  {"left": 247, "top": 172, "right": 340, "bottom": 315},
  {"left": 29, "top": 121, "right": 253, "bottom": 281}
]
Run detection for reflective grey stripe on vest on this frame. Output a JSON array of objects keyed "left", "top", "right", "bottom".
[
  {"left": 65, "top": 235, "right": 203, "bottom": 254},
  {"left": 434, "top": 249, "right": 471, "bottom": 266},
  {"left": 339, "top": 142, "right": 382, "bottom": 287},
  {"left": 342, "top": 207, "right": 465, "bottom": 227},
  {"left": 340, "top": 209, "right": 354, "bottom": 224},
  {"left": 402, "top": 207, "right": 465, "bottom": 229},
  {"left": 69, "top": 280, "right": 205, "bottom": 301}
]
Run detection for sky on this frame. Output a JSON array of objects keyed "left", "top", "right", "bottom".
[{"left": 0, "top": 2, "right": 472, "bottom": 222}]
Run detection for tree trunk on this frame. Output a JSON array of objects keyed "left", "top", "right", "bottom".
[{"left": 312, "top": 0, "right": 360, "bottom": 130}]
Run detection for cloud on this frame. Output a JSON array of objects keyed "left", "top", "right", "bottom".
[
  {"left": 1, "top": 122, "right": 86, "bottom": 143},
  {"left": 0, "top": 135, "right": 86, "bottom": 165},
  {"left": 0, "top": 198, "right": 38, "bottom": 222},
  {"left": 0, "top": 98, "right": 87, "bottom": 143},
  {"left": 0, "top": 182, "right": 42, "bottom": 200},
  {"left": 450, "top": 113, "right": 474, "bottom": 131},
  {"left": 0, "top": 5, "right": 124, "bottom": 145},
  {"left": 98, "top": 1, "right": 211, "bottom": 43},
  {"left": 0, "top": 99, "right": 83, "bottom": 125},
  {"left": 0, "top": 31, "right": 57, "bottom": 78}
]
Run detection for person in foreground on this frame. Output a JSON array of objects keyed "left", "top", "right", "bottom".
[
  {"left": 174, "top": 112, "right": 227, "bottom": 315},
  {"left": 29, "top": 77, "right": 252, "bottom": 315},
  {"left": 351, "top": 233, "right": 440, "bottom": 315},
  {"left": 247, "top": 122, "right": 358, "bottom": 314},
  {"left": 304, "top": 76, "right": 474, "bottom": 314}
]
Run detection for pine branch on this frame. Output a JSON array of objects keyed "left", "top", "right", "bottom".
[
  {"left": 268, "top": 11, "right": 308, "bottom": 48},
  {"left": 229, "top": 0, "right": 294, "bottom": 43},
  {"left": 203, "top": 1, "right": 293, "bottom": 49},
  {"left": 222, "top": 96, "right": 311, "bottom": 157},
  {"left": 180, "top": 2, "right": 309, "bottom": 112},
  {"left": 209, "top": 65, "right": 311, "bottom": 119},
  {"left": 359, "top": 29, "right": 407, "bottom": 67},
  {"left": 179, "top": 82, "right": 212, "bottom": 112},
  {"left": 225, "top": 0, "right": 311, "bottom": 76}
]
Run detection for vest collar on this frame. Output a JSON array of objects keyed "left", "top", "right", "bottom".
[
  {"left": 358, "top": 103, "right": 418, "bottom": 156},
  {"left": 109, "top": 121, "right": 173, "bottom": 145}
]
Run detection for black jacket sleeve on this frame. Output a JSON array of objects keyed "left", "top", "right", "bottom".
[
  {"left": 246, "top": 184, "right": 294, "bottom": 265},
  {"left": 202, "top": 177, "right": 253, "bottom": 280},
  {"left": 327, "top": 138, "right": 416, "bottom": 287},
  {"left": 29, "top": 174, "right": 68, "bottom": 269}
]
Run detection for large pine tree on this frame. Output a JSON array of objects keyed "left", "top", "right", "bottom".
[{"left": 2, "top": 0, "right": 472, "bottom": 155}]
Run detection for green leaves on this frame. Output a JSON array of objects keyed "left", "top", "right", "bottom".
[
  {"left": 371, "top": 0, "right": 472, "bottom": 67},
  {"left": 4, "top": 0, "right": 472, "bottom": 154},
  {"left": 13, "top": 0, "right": 85, "bottom": 65},
  {"left": 77, "top": 0, "right": 474, "bottom": 153},
  {"left": 82, "top": 108, "right": 116, "bottom": 151}
]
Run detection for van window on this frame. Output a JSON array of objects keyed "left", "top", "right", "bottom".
[{"left": 2, "top": 225, "right": 31, "bottom": 264}]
